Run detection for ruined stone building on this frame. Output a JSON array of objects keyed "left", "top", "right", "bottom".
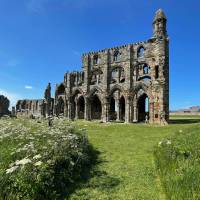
[
  {"left": 16, "top": 83, "right": 54, "bottom": 118},
  {"left": 16, "top": 9, "right": 169, "bottom": 124},
  {"left": 0, "top": 95, "right": 10, "bottom": 117}
]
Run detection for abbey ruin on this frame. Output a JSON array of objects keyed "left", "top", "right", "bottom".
[
  {"left": 16, "top": 9, "right": 169, "bottom": 124},
  {"left": 0, "top": 95, "right": 10, "bottom": 117}
]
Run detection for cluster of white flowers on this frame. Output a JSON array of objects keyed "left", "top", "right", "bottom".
[
  {"left": 6, "top": 157, "right": 32, "bottom": 174},
  {"left": 158, "top": 139, "right": 172, "bottom": 146},
  {"left": 0, "top": 118, "right": 84, "bottom": 175}
]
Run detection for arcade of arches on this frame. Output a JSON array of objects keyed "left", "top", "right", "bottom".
[{"left": 55, "top": 88, "right": 152, "bottom": 123}]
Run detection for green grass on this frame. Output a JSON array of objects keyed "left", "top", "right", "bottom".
[
  {"left": 68, "top": 116, "right": 200, "bottom": 200},
  {"left": 1, "top": 116, "right": 200, "bottom": 199},
  {"left": 155, "top": 118, "right": 200, "bottom": 200},
  {"left": 0, "top": 118, "right": 95, "bottom": 199}
]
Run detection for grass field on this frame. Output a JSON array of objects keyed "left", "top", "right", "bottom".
[
  {"left": 1, "top": 116, "right": 200, "bottom": 200},
  {"left": 68, "top": 116, "right": 200, "bottom": 200}
]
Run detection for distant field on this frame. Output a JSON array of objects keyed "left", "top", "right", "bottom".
[{"left": 0, "top": 116, "right": 200, "bottom": 200}]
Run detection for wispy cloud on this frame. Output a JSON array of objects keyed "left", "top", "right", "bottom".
[
  {"left": 0, "top": 89, "right": 21, "bottom": 108},
  {"left": 25, "top": 85, "right": 33, "bottom": 89}
]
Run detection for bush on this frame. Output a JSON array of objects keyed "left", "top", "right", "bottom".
[
  {"left": 154, "top": 125, "right": 200, "bottom": 200},
  {"left": 0, "top": 119, "right": 94, "bottom": 200}
]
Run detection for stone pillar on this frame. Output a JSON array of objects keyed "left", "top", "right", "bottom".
[
  {"left": 75, "top": 100, "right": 78, "bottom": 120},
  {"left": 116, "top": 98, "right": 120, "bottom": 121},
  {"left": 133, "top": 100, "right": 138, "bottom": 122},
  {"left": 64, "top": 101, "right": 68, "bottom": 118},
  {"left": 68, "top": 102, "right": 73, "bottom": 120},
  {"left": 102, "top": 97, "right": 109, "bottom": 122},
  {"left": 125, "top": 97, "right": 132, "bottom": 123},
  {"left": 84, "top": 97, "right": 90, "bottom": 120}
]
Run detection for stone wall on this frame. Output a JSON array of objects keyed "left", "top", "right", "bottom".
[{"left": 0, "top": 95, "right": 10, "bottom": 117}]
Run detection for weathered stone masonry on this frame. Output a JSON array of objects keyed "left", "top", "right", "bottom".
[
  {"left": 0, "top": 95, "right": 10, "bottom": 117},
  {"left": 16, "top": 9, "right": 169, "bottom": 124}
]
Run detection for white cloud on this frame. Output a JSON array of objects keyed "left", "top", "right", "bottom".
[
  {"left": 0, "top": 89, "right": 21, "bottom": 108},
  {"left": 25, "top": 85, "right": 33, "bottom": 89}
]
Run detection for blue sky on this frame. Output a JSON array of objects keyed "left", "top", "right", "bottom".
[{"left": 0, "top": 0, "right": 200, "bottom": 110}]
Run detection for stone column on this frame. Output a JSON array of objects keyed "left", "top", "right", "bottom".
[
  {"left": 75, "top": 100, "right": 78, "bottom": 120},
  {"left": 102, "top": 97, "right": 109, "bottom": 122},
  {"left": 116, "top": 98, "right": 120, "bottom": 121},
  {"left": 64, "top": 101, "right": 68, "bottom": 118},
  {"left": 67, "top": 101, "right": 72, "bottom": 120},
  {"left": 84, "top": 97, "right": 90, "bottom": 121},
  {"left": 133, "top": 100, "right": 137, "bottom": 122},
  {"left": 125, "top": 97, "right": 132, "bottom": 123}
]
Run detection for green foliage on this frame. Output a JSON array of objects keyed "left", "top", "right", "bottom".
[
  {"left": 154, "top": 125, "right": 200, "bottom": 200},
  {"left": 1, "top": 116, "right": 200, "bottom": 200},
  {"left": 0, "top": 118, "right": 94, "bottom": 200}
]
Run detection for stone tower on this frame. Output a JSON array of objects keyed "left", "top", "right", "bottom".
[{"left": 152, "top": 9, "right": 169, "bottom": 123}]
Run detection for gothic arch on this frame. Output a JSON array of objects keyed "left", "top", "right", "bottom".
[
  {"left": 137, "top": 93, "right": 149, "bottom": 122},
  {"left": 90, "top": 94, "right": 102, "bottom": 120},
  {"left": 57, "top": 96, "right": 65, "bottom": 116},
  {"left": 72, "top": 88, "right": 84, "bottom": 97},
  {"left": 57, "top": 83, "right": 65, "bottom": 95},
  {"left": 90, "top": 68, "right": 103, "bottom": 85},
  {"left": 113, "top": 50, "right": 121, "bottom": 61},
  {"left": 77, "top": 95, "right": 85, "bottom": 119},
  {"left": 134, "top": 82, "right": 149, "bottom": 96},
  {"left": 137, "top": 45, "right": 145, "bottom": 58},
  {"left": 109, "top": 84, "right": 125, "bottom": 96},
  {"left": 87, "top": 86, "right": 103, "bottom": 101}
]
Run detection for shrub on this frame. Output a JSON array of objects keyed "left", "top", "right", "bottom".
[
  {"left": 0, "top": 119, "right": 94, "bottom": 200},
  {"left": 154, "top": 125, "right": 200, "bottom": 200}
]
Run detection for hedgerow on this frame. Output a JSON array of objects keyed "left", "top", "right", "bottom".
[
  {"left": 154, "top": 125, "right": 200, "bottom": 200},
  {"left": 0, "top": 118, "right": 95, "bottom": 200}
]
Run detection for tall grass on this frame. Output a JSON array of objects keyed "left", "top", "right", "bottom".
[
  {"left": 0, "top": 118, "right": 96, "bottom": 200},
  {"left": 154, "top": 125, "right": 200, "bottom": 200}
]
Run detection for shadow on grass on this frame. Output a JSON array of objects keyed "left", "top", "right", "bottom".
[
  {"left": 64, "top": 147, "right": 120, "bottom": 199},
  {"left": 169, "top": 118, "right": 200, "bottom": 125}
]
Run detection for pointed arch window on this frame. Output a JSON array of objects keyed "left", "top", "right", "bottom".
[
  {"left": 114, "top": 50, "right": 120, "bottom": 62},
  {"left": 93, "top": 54, "right": 100, "bottom": 65},
  {"left": 138, "top": 47, "right": 145, "bottom": 58},
  {"left": 143, "top": 64, "right": 149, "bottom": 74}
]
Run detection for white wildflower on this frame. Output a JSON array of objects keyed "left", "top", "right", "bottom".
[
  {"left": 6, "top": 166, "right": 19, "bottom": 174},
  {"left": 158, "top": 141, "right": 162, "bottom": 146},
  {"left": 179, "top": 130, "right": 183, "bottom": 133},
  {"left": 34, "top": 161, "right": 42, "bottom": 166},
  {"left": 15, "top": 158, "right": 32, "bottom": 166},
  {"left": 166, "top": 140, "right": 171, "bottom": 145},
  {"left": 33, "top": 154, "right": 42, "bottom": 160}
]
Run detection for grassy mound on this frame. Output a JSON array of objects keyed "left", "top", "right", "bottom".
[
  {"left": 154, "top": 125, "right": 200, "bottom": 200},
  {"left": 0, "top": 118, "right": 95, "bottom": 200}
]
